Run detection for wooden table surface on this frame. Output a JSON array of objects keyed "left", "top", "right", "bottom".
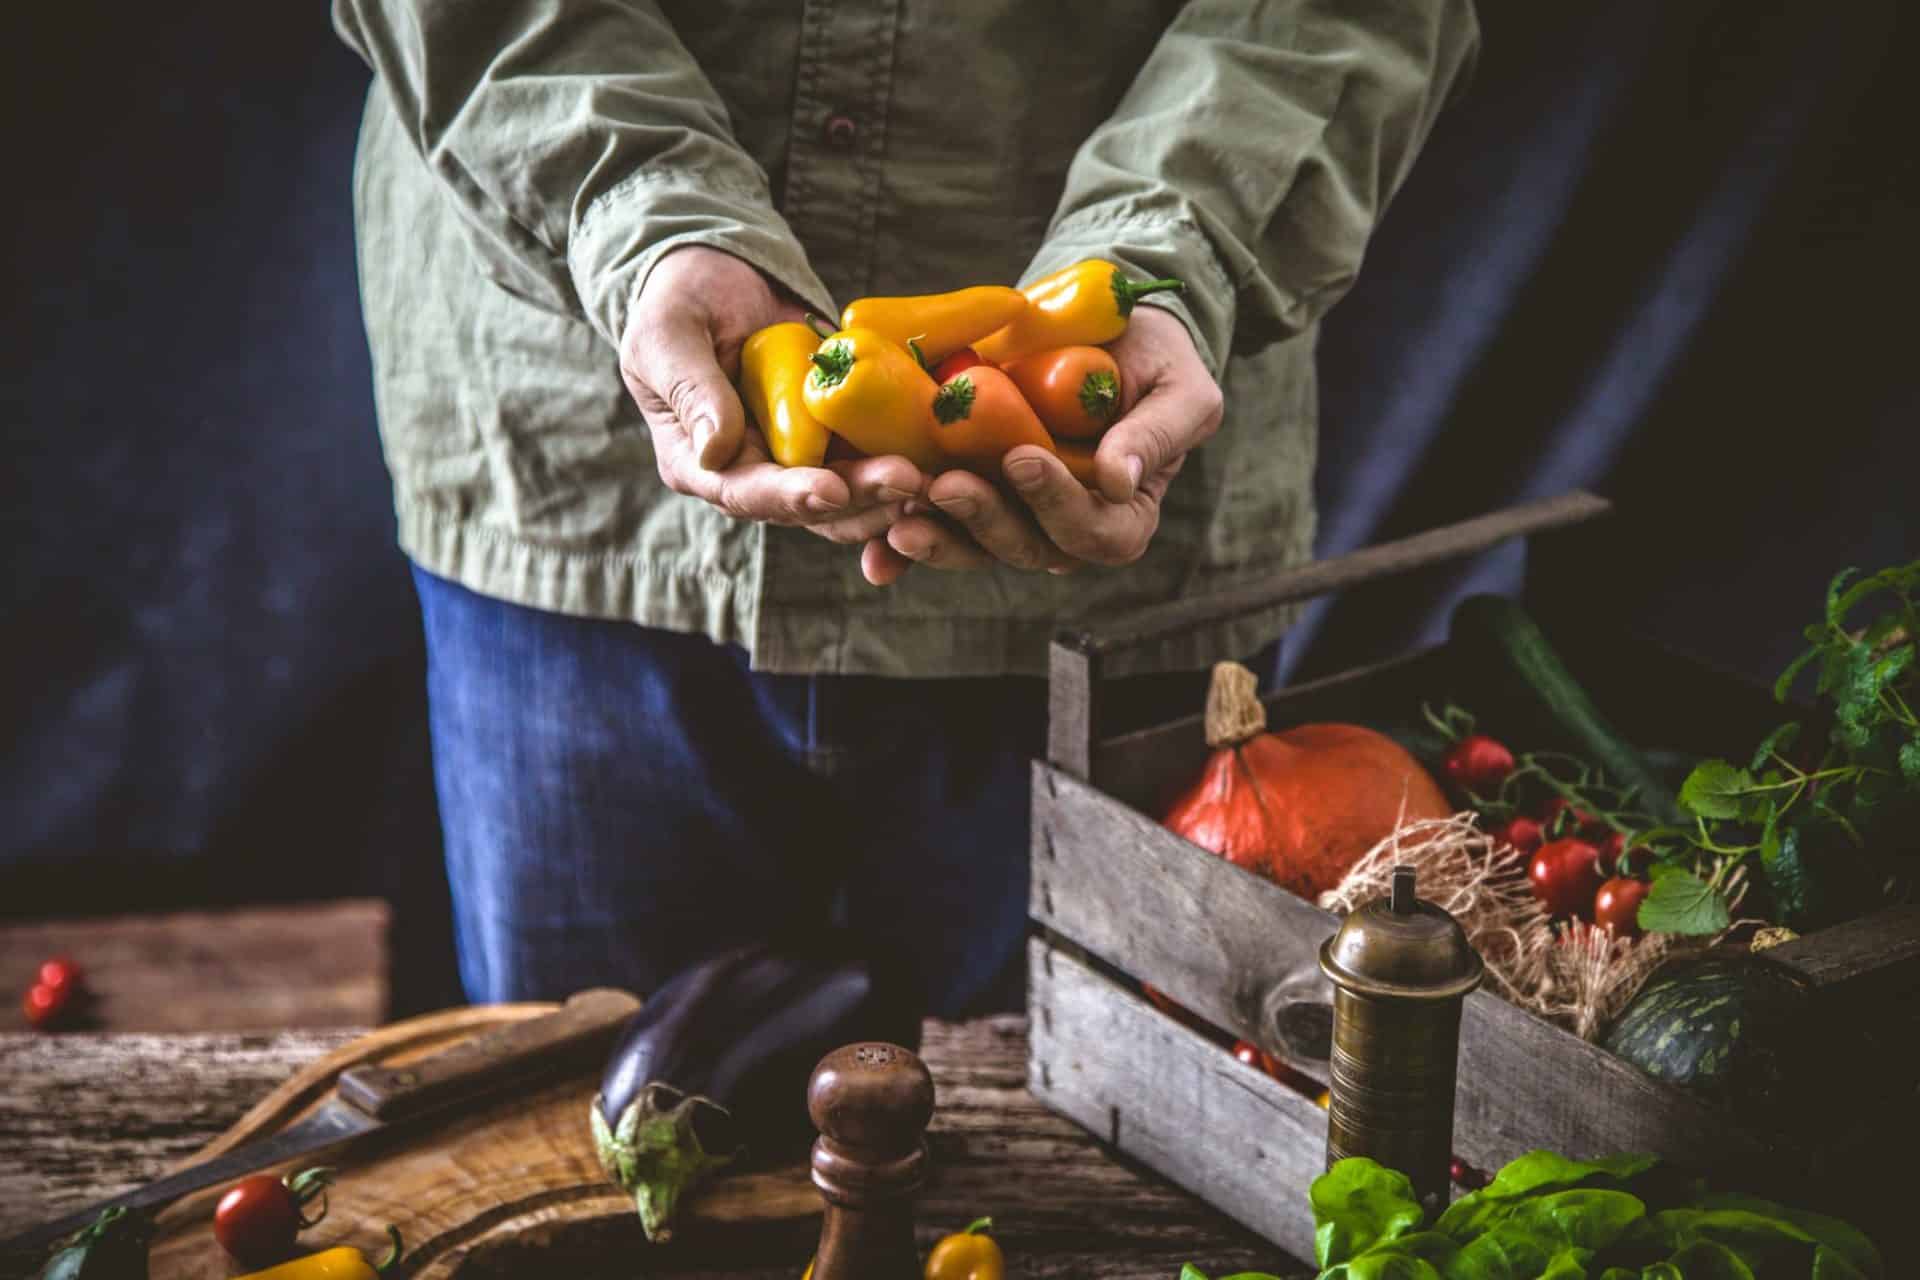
[
  {"left": 1, "top": 1016, "right": 1312, "bottom": 1279},
  {"left": 1, "top": 901, "right": 390, "bottom": 1032}
]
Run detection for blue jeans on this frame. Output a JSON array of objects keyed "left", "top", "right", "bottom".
[{"left": 412, "top": 566, "right": 1243, "bottom": 1017}]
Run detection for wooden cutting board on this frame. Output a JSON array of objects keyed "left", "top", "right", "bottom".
[{"left": 145, "top": 1002, "right": 819, "bottom": 1279}]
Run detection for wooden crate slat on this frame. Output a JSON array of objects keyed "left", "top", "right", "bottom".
[
  {"left": 1027, "top": 937, "right": 1327, "bottom": 1262},
  {"left": 1764, "top": 903, "right": 1920, "bottom": 999},
  {"left": 1031, "top": 761, "right": 1337, "bottom": 1066}
]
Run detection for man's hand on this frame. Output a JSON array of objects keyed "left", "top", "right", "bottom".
[
  {"left": 621, "top": 246, "right": 924, "bottom": 544},
  {"left": 860, "top": 306, "right": 1222, "bottom": 585}
]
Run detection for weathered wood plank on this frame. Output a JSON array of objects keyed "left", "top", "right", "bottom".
[
  {"left": 0, "top": 901, "right": 389, "bottom": 1031},
  {"left": 1032, "top": 760, "right": 1343, "bottom": 1068},
  {"left": 1028, "top": 938, "right": 1326, "bottom": 1266},
  {"left": 1046, "top": 642, "right": 1100, "bottom": 779},
  {"left": 2, "top": 1018, "right": 1296, "bottom": 1280},
  {"left": 1061, "top": 492, "right": 1609, "bottom": 661},
  {"left": 1765, "top": 903, "right": 1920, "bottom": 1000}
]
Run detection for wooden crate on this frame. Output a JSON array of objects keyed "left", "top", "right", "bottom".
[{"left": 1027, "top": 492, "right": 1920, "bottom": 1261}]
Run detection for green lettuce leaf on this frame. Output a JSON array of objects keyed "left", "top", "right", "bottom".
[{"left": 1312, "top": 1159, "right": 1426, "bottom": 1268}]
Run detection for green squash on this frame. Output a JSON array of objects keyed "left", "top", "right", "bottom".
[{"left": 1602, "top": 955, "right": 1815, "bottom": 1118}]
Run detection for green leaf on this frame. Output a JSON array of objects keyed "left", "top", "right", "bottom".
[
  {"left": 1825, "top": 566, "right": 1863, "bottom": 627},
  {"left": 1900, "top": 739, "right": 1920, "bottom": 782},
  {"left": 1772, "top": 644, "right": 1822, "bottom": 704},
  {"left": 1690, "top": 1195, "right": 1882, "bottom": 1279},
  {"left": 1659, "top": 1239, "right": 1757, "bottom": 1280},
  {"left": 1747, "top": 722, "right": 1801, "bottom": 772},
  {"left": 1435, "top": 1153, "right": 1657, "bottom": 1244},
  {"left": 1311, "top": 1158, "right": 1426, "bottom": 1267},
  {"left": 1635, "top": 868, "right": 1730, "bottom": 935},
  {"left": 1678, "top": 761, "right": 1755, "bottom": 820}
]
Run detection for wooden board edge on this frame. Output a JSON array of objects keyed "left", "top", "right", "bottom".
[{"left": 177, "top": 1002, "right": 559, "bottom": 1166}]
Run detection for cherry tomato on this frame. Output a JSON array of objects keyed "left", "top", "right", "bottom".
[
  {"left": 22, "top": 982, "right": 71, "bottom": 1030},
  {"left": 1528, "top": 838, "right": 1604, "bottom": 919},
  {"left": 1594, "top": 877, "right": 1651, "bottom": 938},
  {"left": 1231, "top": 1040, "right": 1285, "bottom": 1079},
  {"left": 931, "top": 348, "right": 987, "bottom": 382},
  {"left": 213, "top": 1168, "right": 332, "bottom": 1267},
  {"left": 1494, "top": 815, "right": 1545, "bottom": 855},
  {"left": 37, "top": 957, "right": 83, "bottom": 993},
  {"left": 1450, "top": 1157, "right": 1488, "bottom": 1189},
  {"left": 1539, "top": 797, "right": 1598, "bottom": 836},
  {"left": 1441, "top": 734, "right": 1515, "bottom": 792}
]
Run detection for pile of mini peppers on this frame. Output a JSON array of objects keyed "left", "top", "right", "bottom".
[{"left": 741, "top": 260, "right": 1184, "bottom": 484}]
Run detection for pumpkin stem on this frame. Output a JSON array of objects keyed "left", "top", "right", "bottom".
[{"left": 1203, "top": 661, "right": 1267, "bottom": 749}]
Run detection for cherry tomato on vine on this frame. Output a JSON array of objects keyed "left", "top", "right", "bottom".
[
  {"left": 931, "top": 348, "right": 987, "bottom": 382},
  {"left": 1594, "top": 877, "right": 1651, "bottom": 938},
  {"left": 1495, "top": 815, "right": 1545, "bottom": 855},
  {"left": 213, "top": 1167, "right": 334, "bottom": 1267},
  {"left": 1539, "top": 797, "right": 1598, "bottom": 837},
  {"left": 1442, "top": 734, "right": 1516, "bottom": 792},
  {"left": 37, "top": 957, "right": 83, "bottom": 993},
  {"left": 22, "top": 982, "right": 71, "bottom": 1030},
  {"left": 1528, "top": 838, "right": 1604, "bottom": 919}
]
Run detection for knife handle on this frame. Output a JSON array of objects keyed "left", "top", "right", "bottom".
[{"left": 336, "top": 987, "right": 640, "bottom": 1122}]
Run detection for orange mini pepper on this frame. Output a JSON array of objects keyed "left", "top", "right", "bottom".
[
  {"left": 929, "top": 368, "right": 1096, "bottom": 489},
  {"left": 800, "top": 326, "right": 945, "bottom": 472},
  {"left": 929, "top": 367, "right": 1056, "bottom": 475},
  {"left": 971, "top": 260, "right": 1183, "bottom": 365},
  {"left": 1003, "top": 346, "right": 1121, "bottom": 439},
  {"left": 840, "top": 286, "right": 1027, "bottom": 364}
]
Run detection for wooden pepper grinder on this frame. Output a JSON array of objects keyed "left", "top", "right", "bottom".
[{"left": 806, "top": 1041, "right": 936, "bottom": 1280}]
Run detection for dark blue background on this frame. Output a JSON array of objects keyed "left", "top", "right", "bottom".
[{"left": 4, "top": 2, "right": 1913, "bottom": 1012}]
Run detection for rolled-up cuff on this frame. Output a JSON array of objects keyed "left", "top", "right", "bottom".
[{"left": 569, "top": 169, "right": 836, "bottom": 350}]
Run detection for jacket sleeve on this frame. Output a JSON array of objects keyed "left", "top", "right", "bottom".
[
  {"left": 1023, "top": 0, "right": 1480, "bottom": 376},
  {"left": 332, "top": 0, "right": 834, "bottom": 349}
]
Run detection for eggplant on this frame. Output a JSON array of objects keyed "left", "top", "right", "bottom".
[{"left": 588, "top": 934, "right": 922, "bottom": 1242}]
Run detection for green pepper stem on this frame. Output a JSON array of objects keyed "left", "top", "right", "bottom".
[
  {"left": 1079, "top": 370, "right": 1119, "bottom": 423},
  {"left": 375, "top": 1225, "right": 405, "bottom": 1275},
  {"left": 932, "top": 376, "right": 975, "bottom": 425},
  {"left": 808, "top": 341, "right": 855, "bottom": 389},
  {"left": 965, "top": 1216, "right": 994, "bottom": 1235},
  {"left": 803, "top": 312, "right": 836, "bottom": 340},
  {"left": 1111, "top": 272, "right": 1186, "bottom": 315},
  {"left": 907, "top": 335, "right": 931, "bottom": 373}
]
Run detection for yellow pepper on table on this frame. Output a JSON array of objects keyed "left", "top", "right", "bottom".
[
  {"left": 740, "top": 322, "right": 833, "bottom": 467},
  {"left": 972, "top": 259, "right": 1184, "bottom": 365},
  {"left": 800, "top": 326, "right": 946, "bottom": 472},
  {"left": 925, "top": 1216, "right": 1005, "bottom": 1280},
  {"left": 840, "top": 286, "right": 1028, "bottom": 364},
  {"left": 234, "top": 1226, "right": 403, "bottom": 1280}
]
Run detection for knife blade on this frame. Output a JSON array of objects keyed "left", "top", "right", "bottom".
[{"left": 4, "top": 987, "right": 640, "bottom": 1256}]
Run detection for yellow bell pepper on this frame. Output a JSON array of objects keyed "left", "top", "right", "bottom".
[
  {"left": 972, "top": 260, "right": 1184, "bottom": 365},
  {"left": 800, "top": 327, "right": 945, "bottom": 472},
  {"left": 235, "top": 1227, "right": 403, "bottom": 1280},
  {"left": 839, "top": 286, "right": 1027, "bottom": 364},
  {"left": 740, "top": 322, "right": 832, "bottom": 467},
  {"left": 925, "top": 1217, "right": 1005, "bottom": 1280}
]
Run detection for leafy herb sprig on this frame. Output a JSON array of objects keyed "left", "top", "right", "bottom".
[{"left": 1656, "top": 561, "right": 1919, "bottom": 928}]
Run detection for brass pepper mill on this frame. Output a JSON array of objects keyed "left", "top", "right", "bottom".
[
  {"left": 806, "top": 1041, "right": 936, "bottom": 1280},
  {"left": 1318, "top": 864, "right": 1484, "bottom": 1211}
]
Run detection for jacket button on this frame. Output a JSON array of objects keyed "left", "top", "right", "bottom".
[{"left": 823, "top": 113, "right": 857, "bottom": 149}]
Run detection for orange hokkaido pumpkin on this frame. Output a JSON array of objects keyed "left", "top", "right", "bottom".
[{"left": 1162, "top": 663, "right": 1453, "bottom": 900}]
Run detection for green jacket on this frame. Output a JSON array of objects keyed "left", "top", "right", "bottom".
[{"left": 333, "top": 0, "right": 1478, "bottom": 678}]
